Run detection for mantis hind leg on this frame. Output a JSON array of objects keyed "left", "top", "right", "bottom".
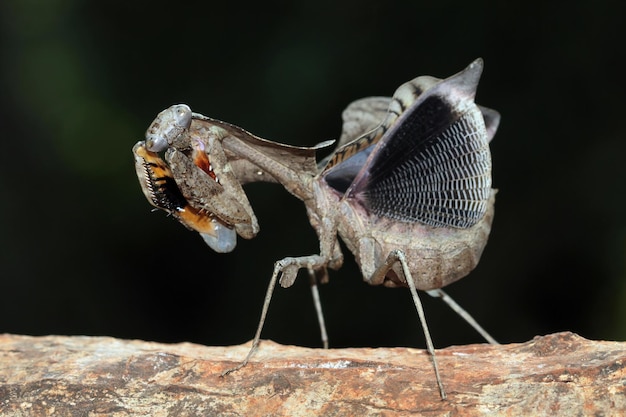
[
  {"left": 426, "top": 289, "right": 499, "bottom": 345},
  {"left": 369, "top": 249, "right": 447, "bottom": 400}
]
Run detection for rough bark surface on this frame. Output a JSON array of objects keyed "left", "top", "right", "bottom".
[{"left": 0, "top": 332, "right": 624, "bottom": 416}]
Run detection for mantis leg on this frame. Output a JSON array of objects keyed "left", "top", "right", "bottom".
[
  {"left": 308, "top": 267, "right": 329, "bottom": 349},
  {"left": 426, "top": 289, "right": 499, "bottom": 345},
  {"left": 221, "top": 255, "right": 327, "bottom": 376},
  {"left": 368, "top": 249, "right": 447, "bottom": 400}
]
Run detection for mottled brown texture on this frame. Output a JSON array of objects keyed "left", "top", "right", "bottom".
[{"left": 0, "top": 332, "right": 624, "bottom": 416}]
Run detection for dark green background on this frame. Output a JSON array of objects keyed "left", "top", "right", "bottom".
[{"left": 1, "top": 1, "right": 624, "bottom": 350}]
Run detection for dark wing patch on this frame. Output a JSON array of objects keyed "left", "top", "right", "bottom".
[
  {"left": 358, "top": 100, "right": 491, "bottom": 228},
  {"left": 341, "top": 59, "right": 493, "bottom": 229}
]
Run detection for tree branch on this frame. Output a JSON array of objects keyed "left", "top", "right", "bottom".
[{"left": 1, "top": 332, "right": 624, "bottom": 416}]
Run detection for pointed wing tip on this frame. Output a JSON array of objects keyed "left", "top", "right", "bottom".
[
  {"left": 478, "top": 106, "right": 501, "bottom": 142},
  {"left": 449, "top": 58, "right": 485, "bottom": 97},
  {"left": 465, "top": 58, "right": 485, "bottom": 80},
  {"left": 469, "top": 57, "right": 485, "bottom": 71}
]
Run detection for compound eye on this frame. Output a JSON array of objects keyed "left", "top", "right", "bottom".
[
  {"left": 145, "top": 132, "right": 169, "bottom": 152},
  {"left": 145, "top": 104, "right": 193, "bottom": 152},
  {"left": 173, "top": 104, "right": 193, "bottom": 127}
]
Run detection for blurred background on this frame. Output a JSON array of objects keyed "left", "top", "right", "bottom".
[{"left": 1, "top": 0, "right": 624, "bottom": 351}]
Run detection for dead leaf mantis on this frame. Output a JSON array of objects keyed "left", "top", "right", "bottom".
[{"left": 133, "top": 58, "right": 500, "bottom": 399}]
